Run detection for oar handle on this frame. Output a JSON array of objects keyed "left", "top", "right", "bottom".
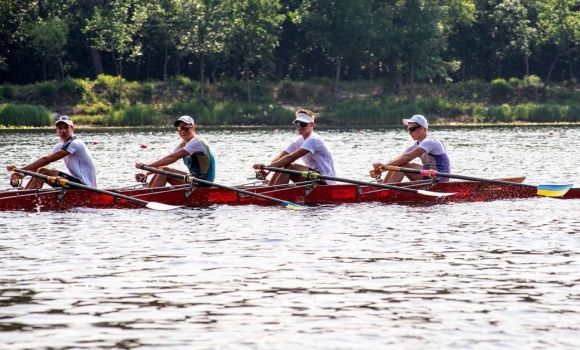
[
  {"left": 261, "top": 166, "right": 444, "bottom": 196},
  {"left": 11, "top": 168, "right": 150, "bottom": 205},
  {"left": 380, "top": 165, "right": 536, "bottom": 189},
  {"left": 140, "top": 165, "right": 304, "bottom": 208}
]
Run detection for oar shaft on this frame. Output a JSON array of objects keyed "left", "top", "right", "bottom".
[
  {"left": 381, "top": 165, "right": 536, "bottom": 189},
  {"left": 14, "top": 168, "right": 150, "bottom": 205},
  {"left": 140, "top": 165, "right": 293, "bottom": 206},
  {"left": 262, "top": 166, "right": 429, "bottom": 195}
]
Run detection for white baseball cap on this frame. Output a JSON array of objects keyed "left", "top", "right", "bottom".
[
  {"left": 403, "top": 115, "right": 428, "bottom": 129},
  {"left": 54, "top": 115, "right": 74, "bottom": 126},
  {"left": 173, "top": 115, "right": 195, "bottom": 126}
]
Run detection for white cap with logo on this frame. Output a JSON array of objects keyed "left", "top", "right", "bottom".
[
  {"left": 54, "top": 115, "right": 74, "bottom": 126},
  {"left": 173, "top": 115, "right": 195, "bottom": 126},
  {"left": 403, "top": 115, "right": 428, "bottom": 129}
]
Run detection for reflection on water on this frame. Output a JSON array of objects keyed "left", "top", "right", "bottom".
[{"left": 1, "top": 126, "right": 579, "bottom": 349}]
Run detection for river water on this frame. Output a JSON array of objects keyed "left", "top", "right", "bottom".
[{"left": 1, "top": 125, "right": 579, "bottom": 349}]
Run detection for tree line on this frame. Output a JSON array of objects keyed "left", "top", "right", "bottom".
[{"left": 1, "top": 0, "right": 580, "bottom": 102}]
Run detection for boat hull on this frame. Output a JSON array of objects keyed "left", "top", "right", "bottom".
[{"left": 1, "top": 179, "right": 578, "bottom": 212}]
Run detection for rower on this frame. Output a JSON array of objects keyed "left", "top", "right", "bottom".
[
  {"left": 135, "top": 115, "right": 215, "bottom": 188},
  {"left": 6, "top": 115, "right": 97, "bottom": 189},
  {"left": 253, "top": 108, "right": 337, "bottom": 185},
  {"left": 372, "top": 115, "right": 451, "bottom": 183}
]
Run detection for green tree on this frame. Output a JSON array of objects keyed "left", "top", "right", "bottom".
[
  {"left": 298, "top": 0, "right": 373, "bottom": 98},
  {"left": 228, "top": 0, "right": 284, "bottom": 103},
  {"left": 537, "top": 0, "right": 580, "bottom": 89},
  {"left": 175, "top": 0, "right": 230, "bottom": 98},
  {"left": 488, "top": 0, "right": 535, "bottom": 78},
  {"left": 84, "top": 0, "right": 149, "bottom": 101},
  {"left": 23, "top": 18, "right": 68, "bottom": 80}
]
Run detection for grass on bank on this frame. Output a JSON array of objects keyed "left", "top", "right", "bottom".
[{"left": 1, "top": 75, "right": 580, "bottom": 127}]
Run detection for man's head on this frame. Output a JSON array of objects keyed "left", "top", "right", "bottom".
[
  {"left": 403, "top": 115, "right": 428, "bottom": 140},
  {"left": 54, "top": 115, "right": 74, "bottom": 127},
  {"left": 293, "top": 109, "right": 315, "bottom": 131},
  {"left": 174, "top": 115, "right": 195, "bottom": 138},
  {"left": 402, "top": 115, "right": 428, "bottom": 129},
  {"left": 173, "top": 115, "right": 195, "bottom": 127},
  {"left": 54, "top": 115, "right": 75, "bottom": 140}
]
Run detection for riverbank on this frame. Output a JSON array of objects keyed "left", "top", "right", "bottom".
[{"left": 1, "top": 75, "right": 579, "bottom": 127}]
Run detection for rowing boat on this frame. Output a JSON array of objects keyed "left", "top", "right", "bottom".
[{"left": 1, "top": 177, "right": 578, "bottom": 212}]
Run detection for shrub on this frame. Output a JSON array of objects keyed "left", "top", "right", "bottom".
[
  {"left": 59, "top": 78, "right": 90, "bottom": 102},
  {"left": 566, "top": 104, "right": 580, "bottom": 122},
  {"left": 523, "top": 75, "right": 543, "bottom": 89},
  {"left": 491, "top": 78, "right": 512, "bottom": 103},
  {"left": 513, "top": 104, "right": 532, "bottom": 121},
  {"left": 76, "top": 101, "right": 112, "bottom": 115},
  {"left": 217, "top": 78, "right": 245, "bottom": 100},
  {"left": 2, "top": 84, "right": 16, "bottom": 99},
  {"left": 485, "top": 104, "right": 513, "bottom": 123},
  {"left": 37, "top": 81, "right": 58, "bottom": 99},
  {"left": 324, "top": 100, "right": 422, "bottom": 125},
  {"left": 0, "top": 103, "right": 52, "bottom": 127},
  {"left": 141, "top": 82, "right": 155, "bottom": 102},
  {"left": 508, "top": 77, "right": 520, "bottom": 88},
  {"left": 72, "top": 115, "right": 108, "bottom": 126},
  {"left": 527, "top": 104, "right": 566, "bottom": 122},
  {"left": 106, "top": 105, "right": 165, "bottom": 126}
]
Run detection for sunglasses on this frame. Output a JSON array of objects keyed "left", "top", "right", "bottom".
[
  {"left": 177, "top": 125, "right": 192, "bottom": 132},
  {"left": 294, "top": 121, "right": 309, "bottom": 128},
  {"left": 408, "top": 126, "right": 421, "bottom": 133}
]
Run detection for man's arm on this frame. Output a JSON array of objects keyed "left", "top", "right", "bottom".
[
  {"left": 136, "top": 148, "right": 190, "bottom": 169},
  {"left": 387, "top": 147, "right": 425, "bottom": 166},
  {"left": 22, "top": 149, "right": 70, "bottom": 171},
  {"left": 268, "top": 148, "right": 309, "bottom": 168}
]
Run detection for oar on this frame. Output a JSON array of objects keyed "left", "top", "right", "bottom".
[
  {"left": 9, "top": 167, "right": 182, "bottom": 211},
  {"left": 139, "top": 165, "right": 309, "bottom": 210},
  {"left": 379, "top": 165, "right": 573, "bottom": 198},
  {"left": 261, "top": 166, "right": 455, "bottom": 197}
]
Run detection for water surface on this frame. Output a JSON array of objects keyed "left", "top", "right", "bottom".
[{"left": 1, "top": 125, "right": 579, "bottom": 349}]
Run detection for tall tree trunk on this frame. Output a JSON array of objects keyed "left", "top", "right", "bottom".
[
  {"left": 461, "top": 45, "right": 466, "bottom": 82},
  {"left": 174, "top": 51, "right": 180, "bottom": 76},
  {"left": 118, "top": 58, "right": 123, "bottom": 103},
  {"left": 386, "top": 53, "right": 402, "bottom": 95},
  {"left": 146, "top": 51, "right": 151, "bottom": 81},
  {"left": 200, "top": 54, "right": 205, "bottom": 99},
  {"left": 245, "top": 65, "right": 251, "bottom": 104},
  {"left": 542, "top": 53, "right": 561, "bottom": 92},
  {"left": 112, "top": 51, "right": 119, "bottom": 76},
  {"left": 524, "top": 55, "right": 529, "bottom": 77},
  {"left": 163, "top": 41, "right": 169, "bottom": 82},
  {"left": 57, "top": 55, "right": 64, "bottom": 80},
  {"left": 90, "top": 48, "right": 104, "bottom": 77},
  {"left": 409, "top": 60, "right": 415, "bottom": 101},
  {"left": 42, "top": 60, "right": 47, "bottom": 81},
  {"left": 568, "top": 53, "right": 575, "bottom": 90},
  {"left": 334, "top": 56, "right": 341, "bottom": 100}
]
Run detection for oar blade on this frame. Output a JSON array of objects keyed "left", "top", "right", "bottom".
[
  {"left": 146, "top": 202, "right": 183, "bottom": 211},
  {"left": 282, "top": 201, "right": 310, "bottom": 211},
  {"left": 536, "top": 183, "right": 573, "bottom": 197},
  {"left": 416, "top": 190, "right": 456, "bottom": 197}
]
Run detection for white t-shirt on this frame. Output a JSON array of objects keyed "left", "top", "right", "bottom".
[
  {"left": 51, "top": 137, "right": 97, "bottom": 186},
  {"left": 172, "top": 138, "right": 208, "bottom": 155},
  {"left": 285, "top": 132, "right": 337, "bottom": 184},
  {"left": 404, "top": 134, "right": 451, "bottom": 173}
]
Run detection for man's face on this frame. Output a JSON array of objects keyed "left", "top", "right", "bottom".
[
  {"left": 407, "top": 122, "right": 424, "bottom": 140},
  {"left": 55, "top": 123, "right": 74, "bottom": 141}
]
